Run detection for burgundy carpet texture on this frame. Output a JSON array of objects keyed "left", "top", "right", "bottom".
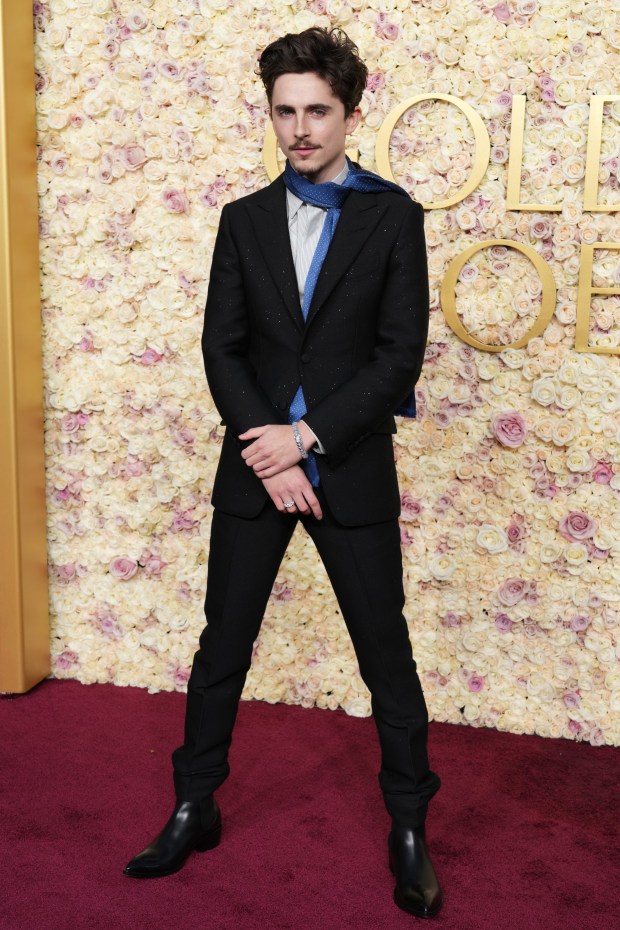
[{"left": 1, "top": 679, "right": 618, "bottom": 930}]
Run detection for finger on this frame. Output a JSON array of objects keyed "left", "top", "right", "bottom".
[
  {"left": 241, "top": 441, "right": 265, "bottom": 461},
  {"left": 282, "top": 500, "right": 297, "bottom": 514},
  {"left": 304, "top": 490, "right": 323, "bottom": 520},
  {"left": 239, "top": 426, "right": 267, "bottom": 440},
  {"left": 293, "top": 491, "right": 311, "bottom": 515},
  {"left": 255, "top": 465, "right": 277, "bottom": 478},
  {"left": 245, "top": 449, "right": 269, "bottom": 467}
]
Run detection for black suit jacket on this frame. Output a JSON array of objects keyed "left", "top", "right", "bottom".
[{"left": 202, "top": 175, "right": 429, "bottom": 526}]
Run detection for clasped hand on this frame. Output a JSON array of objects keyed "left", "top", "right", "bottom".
[
  {"left": 239, "top": 423, "right": 311, "bottom": 478},
  {"left": 239, "top": 424, "right": 322, "bottom": 519}
]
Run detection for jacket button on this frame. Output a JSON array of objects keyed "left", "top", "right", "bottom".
[{"left": 301, "top": 352, "right": 311, "bottom": 364}]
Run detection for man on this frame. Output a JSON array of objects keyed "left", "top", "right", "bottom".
[{"left": 124, "top": 27, "right": 442, "bottom": 919}]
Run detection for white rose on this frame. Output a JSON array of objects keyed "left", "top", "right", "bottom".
[
  {"left": 566, "top": 449, "right": 591, "bottom": 473},
  {"left": 428, "top": 555, "right": 457, "bottom": 581},
  {"left": 564, "top": 543, "right": 588, "bottom": 567},
  {"left": 476, "top": 524, "right": 508, "bottom": 554},
  {"left": 540, "top": 542, "right": 562, "bottom": 563},
  {"left": 531, "top": 378, "right": 556, "bottom": 406}
]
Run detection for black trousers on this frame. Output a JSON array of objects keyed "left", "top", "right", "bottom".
[{"left": 172, "top": 490, "right": 440, "bottom": 826}]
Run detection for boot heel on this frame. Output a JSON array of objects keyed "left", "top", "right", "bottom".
[{"left": 196, "top": 822, "right": 222, "bottom": 852}]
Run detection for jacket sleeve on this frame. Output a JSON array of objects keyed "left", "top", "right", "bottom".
[
  {"left": 303, "top": 201, "right": 429, "bottom": 462},
  {"left": 201, "top": 204, "right": 282, "bottom": 436}
]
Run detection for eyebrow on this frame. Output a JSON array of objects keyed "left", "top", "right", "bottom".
[{"left": 273, "top": 103, "right": 334, "bottom": 112}]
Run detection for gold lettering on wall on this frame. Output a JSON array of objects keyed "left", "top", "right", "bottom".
[
  {"left": 584, "top": 95, "right": 620, "bottom": 212},
  {"left": 441, "top": 239, "right": 557, "bottom": 351},
  {"left": 575, "top": 243, "right": 620, "bottom": 354},
  {"left": 375, "top": 94, "right": 491, "bottom": 210},
  {"left": 506, "top": 95, "right": 561, "bottom": 212}
]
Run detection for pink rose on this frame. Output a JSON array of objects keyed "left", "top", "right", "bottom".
[
  {"left": 173, "top": 666, "right": 190, "bottom": 688},
  {"left": 55, "top": 650, "right": 79, "bottom": 670},
  {"left": 468, "top": 675, "right": 485, "bottom": 692},
  {"left": 592, "top": 461, "right": 612, "bottom": 484},
  {"left": 143, "top": 556, "right": 166, "bottom": 576},
  {"left": 400, "top": 492, "right": 422, "bottom": 522},
  {"left": 492, "top": 3, "right": 511, "bottom": 23},
  {"left": 367, "top": 71, "right": 385, "bottom": 91},
  {"left": 97, "top": 614, "right": 122, "bottom": 638},
  {"left": 530, "top": 217, "right": 552, "bottom": 239},
  {"left": 563, "top": 692, "right": 580, "bottom": 709},
  {"left": 175, "top": 427, "right": 195, "bottom": 447},
  {"left": 162, "top": 188, "right": 188, "bottom": 213},
  {"left": 559, "top": 511, "right": 596, "bottom": 541},
  {"left": 172, "top": 510, "right": 199, "bottom": 532},
  {"left": 122, "top": 144, "right": 147, "bottom": 170},
  {"left": 61, "top": 414, "right": 81, "bottom": 433},
  {"left": 495, "top": 613, "right": 513, "bottom": 632},
  {"left": 109, "top": 557, "right": 138, "bottom": 580},
  {"left": 491, "top": 410, "right": 528, "bottom": 447},
  {"left": 589, "top": 728, "right": 605, "bottom": 747},
  {"left": 140, "top": 348, "right": 163, "bottom": 365},
  {"left": 124, "top": 457, "right": 146, "bottom": 477},
  {"left": 159, "top": 61, "right": 182, "bottom": 80},
  {"left": 506, "top": 523, "right": 525, "bottom": 544},
  {"left": 56, "top": 563, "right": 77, "bottom": 583},
  {"left": 569, "top": 614, "right": 590, "bottom": 632},
  {"left": 498, "top": 577, "right": 527, "bottom": 606},
  {"left": 441, "top": 612, "right": 461, "bottom": 628}
]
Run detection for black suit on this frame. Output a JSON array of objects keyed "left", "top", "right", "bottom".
[{"left": 172, "top": 175, "right": 440, "bottom": 825}]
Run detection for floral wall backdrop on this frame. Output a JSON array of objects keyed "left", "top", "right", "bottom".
[{"left": 35, "top": 0, "right": 619, "bottom": 745}]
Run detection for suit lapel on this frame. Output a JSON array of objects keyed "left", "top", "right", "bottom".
[
  {"left": 246, "top": 178, "right": 304, "bottom": 332},
  {"left": 246, "top": 181, "right": 389, "bottom": 333},
  {"left": 305, "top": 191, "right": 387, "bottom": 329}
]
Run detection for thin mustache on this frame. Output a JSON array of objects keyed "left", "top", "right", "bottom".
[{"left": 291, "top": 144, "right": 321, "bottom": 150}]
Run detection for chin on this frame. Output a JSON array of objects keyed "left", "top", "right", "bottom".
[{"left": 292, "top": 159, "right": 324, "bottom": 182}]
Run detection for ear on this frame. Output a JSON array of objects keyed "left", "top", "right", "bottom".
[{"left": 345, "top": 106, "right": 362, "bottom": 135}]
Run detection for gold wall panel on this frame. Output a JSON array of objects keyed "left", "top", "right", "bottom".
[{"left": 0, "top": 0, "right": 50, "bottom": 693}]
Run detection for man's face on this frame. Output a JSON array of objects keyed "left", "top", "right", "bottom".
[{"left": 270, "top": 72, "right": 361, "bottom": 184}]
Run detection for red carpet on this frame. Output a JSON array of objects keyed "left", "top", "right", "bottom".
[{"left": 1, "top": 679, "right": 618, "bottom": 930}]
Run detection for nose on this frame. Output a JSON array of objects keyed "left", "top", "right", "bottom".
[{"left": 293, "top": 113, "right": 309, "bottom": 139}]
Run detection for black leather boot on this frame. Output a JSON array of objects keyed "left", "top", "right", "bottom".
[
  {"left": 123, "top": 796, "right": 221, "bottom": 879},
  {"left": 389, "top": 823, "right": 443, "bottom": 918}
]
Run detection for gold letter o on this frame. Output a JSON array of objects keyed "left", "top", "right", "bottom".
[
  {"left": 375, "top": 94, "right": 490, "bottom": 210},
  {"left": 441, "top": 239, "right": 557, "bottom": 351}
]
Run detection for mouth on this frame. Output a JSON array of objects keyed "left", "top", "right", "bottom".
[{"left": 291, "top": 146, "right": 319, "bottom": 156}]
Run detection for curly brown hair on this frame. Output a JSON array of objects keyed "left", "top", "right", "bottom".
[{"left": 258, "top": 27, "right": 368, "bottom": 117}]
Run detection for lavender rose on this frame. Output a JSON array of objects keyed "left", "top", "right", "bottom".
[
  {"left": 559, "top": 511, "right": 597, "bottom": 541},
  {"left": 498, "top": 577, "right": 528, "bottom": 606},
  {"left": 491, "top": 410, "right": 528, "bottom": 447},
  {"left": 495, "top": 613, "right": 514, "bottom": 632},
  {"left": 162, "top": 188, "right": 189, "bottom": 213},
  {"left": 400, "top": 492, "right": 422, "bottom": 522},
  {"left": 109, "top": 557, "right": 138, "bottom": 580}
]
